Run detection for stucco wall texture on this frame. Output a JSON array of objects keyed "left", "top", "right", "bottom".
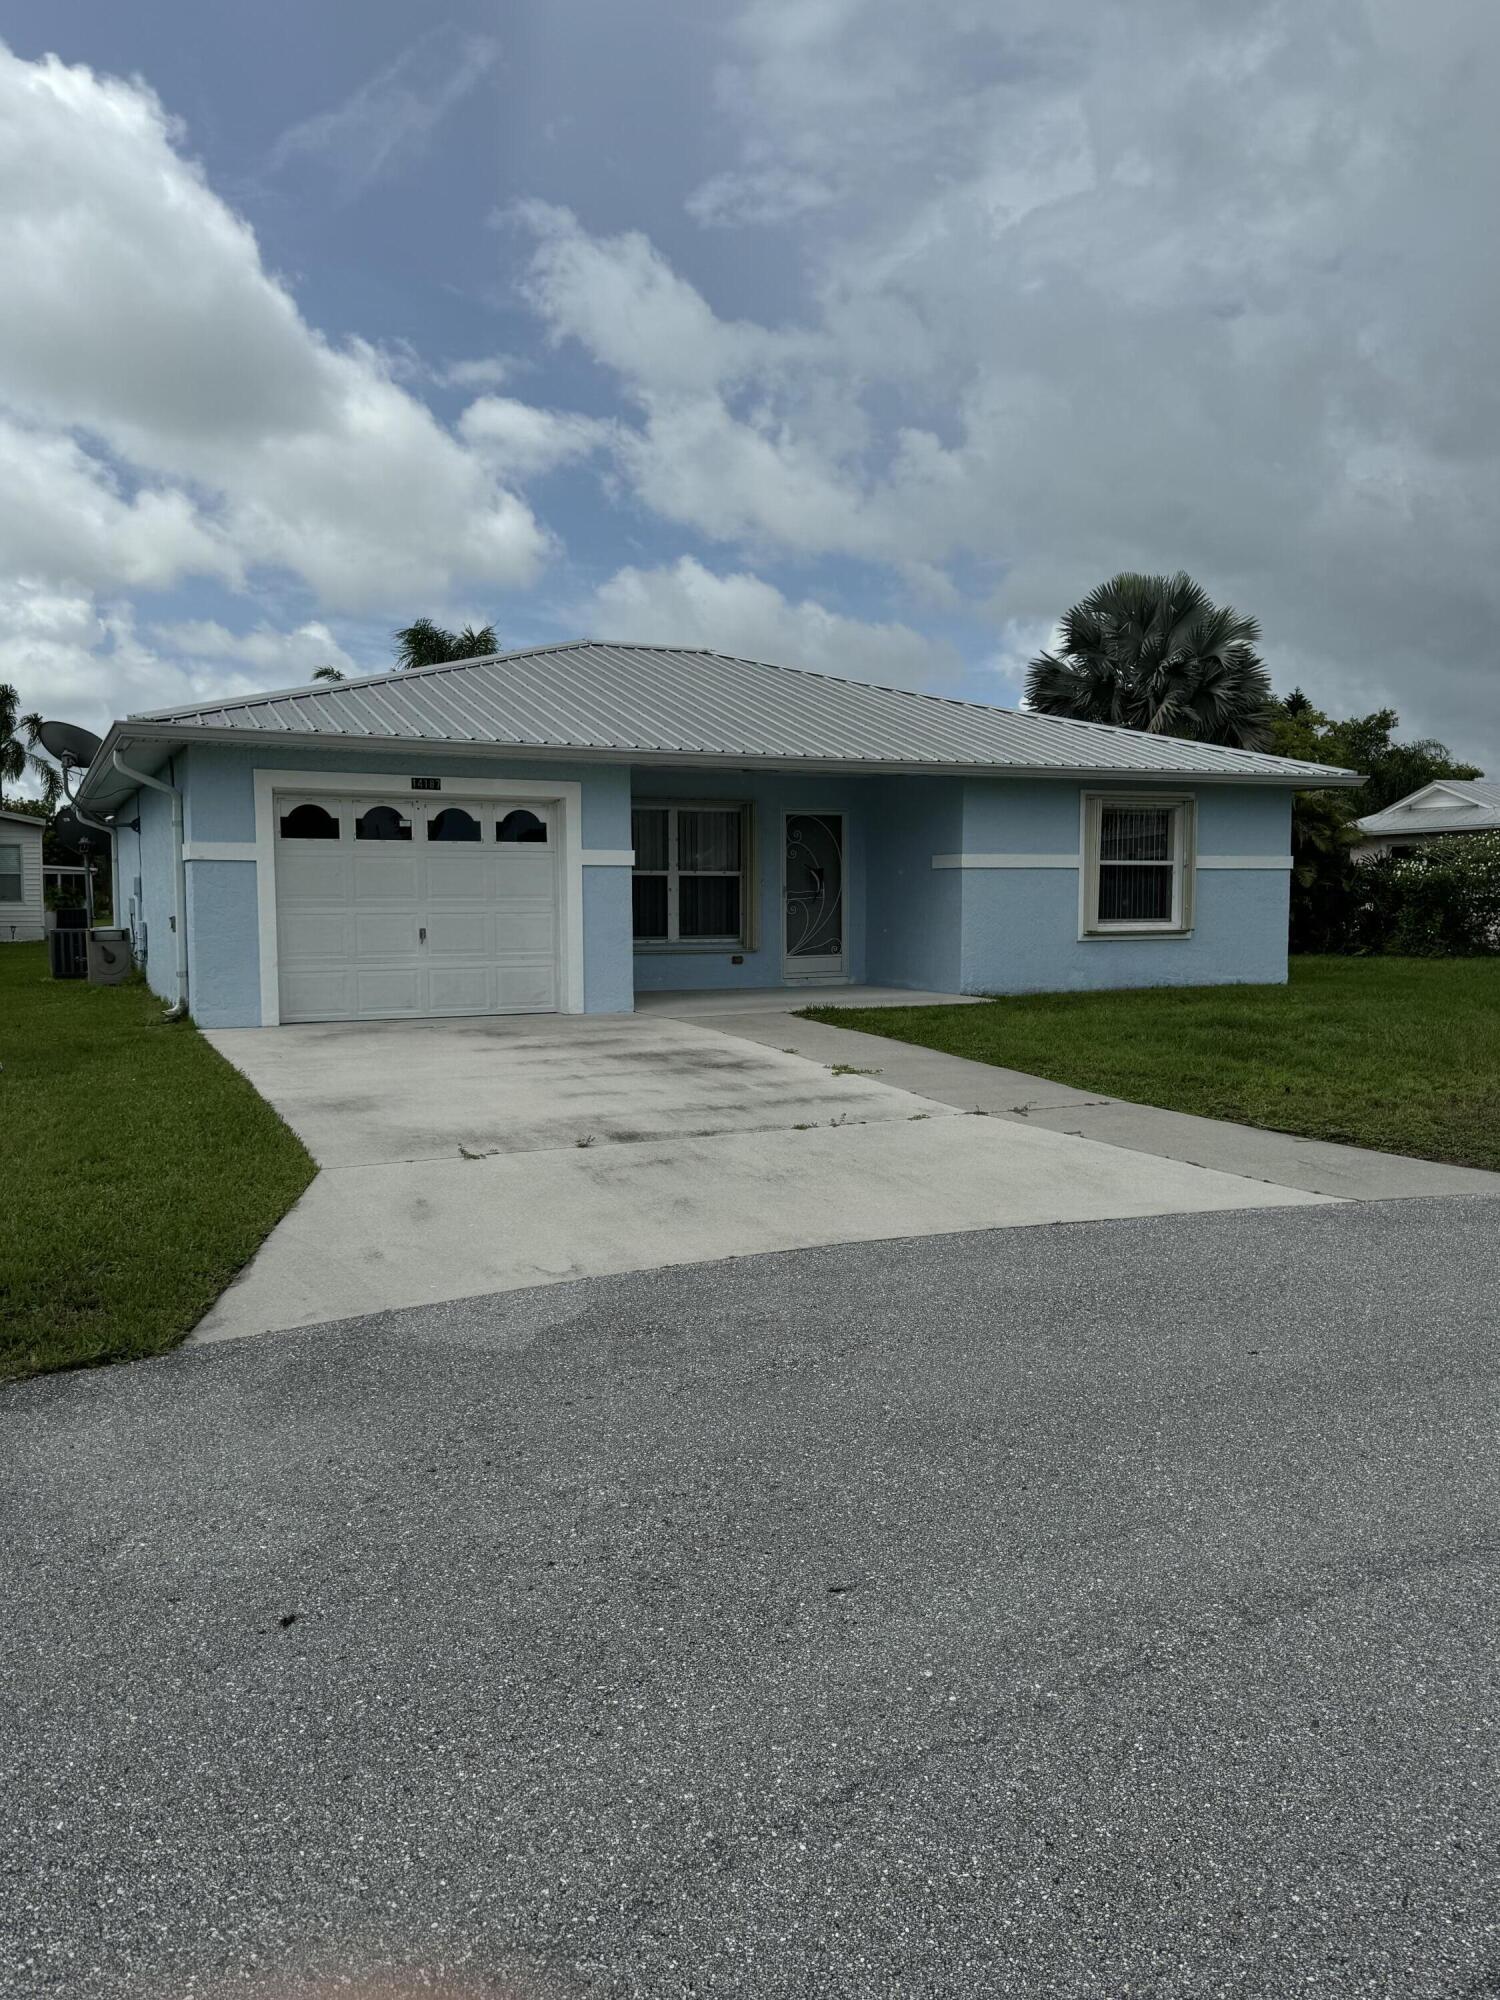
[{"left": 115, "top": 746, "right": 1296, "bottom": 1025}]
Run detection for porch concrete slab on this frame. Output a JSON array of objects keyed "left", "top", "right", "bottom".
[
  {"left": 734, "top": 1010, "right": 1500, "bottom": 1203},
  {"left": 205, "top": 1012, "right": 931, "bottom": 1169},
  {"left": 635, "top": 984, "right": 984, "bottom": 1017},
  {"left": 195, "top": 1110, "right": 1328, "bottom": 1342}
]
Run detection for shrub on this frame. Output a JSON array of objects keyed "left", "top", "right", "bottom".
[{"left": 1348, "top": 833, "right": 1500, "bottom": 957}]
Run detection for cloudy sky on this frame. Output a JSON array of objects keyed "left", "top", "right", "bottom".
[{"left": 1, "top": 1, "right": 1496, "bottom": 772}]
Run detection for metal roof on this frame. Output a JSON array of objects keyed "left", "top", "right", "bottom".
[
  {"left": 90, "top": 642, "right": 1357, "bottom": 797},
  {"left": 1356, "top": 779, "right": 1500, "bottom": 836}
]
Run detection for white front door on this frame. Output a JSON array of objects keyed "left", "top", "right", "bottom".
[
  {"left": 782, "top": 811, "right": 847, "bottom": 983},
  {"left": 274, "top": 793, "right": 559, "bottom": 1022}
]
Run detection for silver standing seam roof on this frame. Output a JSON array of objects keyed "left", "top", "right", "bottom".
[
  {"left": 90, "top": 641, "right": 1359, "bottom": 795},
  {"left": 1355, "top": 779, "right": 1500, "bottom": 836}
]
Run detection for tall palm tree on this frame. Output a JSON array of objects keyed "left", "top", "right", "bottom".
[
  {"left": 1025, "top": 573, "right": 1274, "bottom": 751},
  {"left": 393, "top": 619, "right": 499, "bottom": 671},
  {"left": 0, "top": 682, "right": 60, "bottom": 805}
]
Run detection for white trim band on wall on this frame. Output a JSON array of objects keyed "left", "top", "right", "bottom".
[
  {"left": 183, "top": 841, "right": 258, "bottom": 863},
  {"left": 1197, "top": 855, "right": 1294, "bottom": 870},
  {"left": 931, "top": 853, "right": 1080, "bottom": 870},
  {"left": 580, "top": 849, "right": 636, "bottom": 866},
  {"left": 932, "top": 852, "right": 1293, "bottom": 871}
]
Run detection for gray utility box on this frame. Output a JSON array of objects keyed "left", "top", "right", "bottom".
[{"left": 87, "top": 928, "right": 133, "bottom": 986}]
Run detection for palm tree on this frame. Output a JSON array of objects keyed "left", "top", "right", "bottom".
[
  {"left": 1025, "top": 573, "right": 1274, "bottom": 751},
  {"left": 0, "top": 682, "right": 61, "bottom": 806},
  {"left": 311, "top": 665, "right": 346, "bottom": 683},
  {"left": 393, "top": 619, "right": 499, "bottom": 671}
]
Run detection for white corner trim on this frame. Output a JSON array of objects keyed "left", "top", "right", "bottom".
[
  {"left": 1197, "top": 855, "right": 1294, "bottom": 870},
  {"left": 581, "top": 848, "right": 636, "bottom": 866},
  {"left": 183, "top": 840, "right": 257, "bottom": 863},
  {"left": 251, "top": 766, "right": 587, "bottom": 1027},
  {"left": 931, "top": 852, "right": 1080, "bottom": 870}
]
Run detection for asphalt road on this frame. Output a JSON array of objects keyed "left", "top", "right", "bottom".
[{"left": 3, "top": 1197, "right": 1498, "bottom": 2000}]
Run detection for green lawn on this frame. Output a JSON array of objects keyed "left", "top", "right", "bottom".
[
  {"left": 1, "top": 943, "right": 315, "bottom": 1385},
  {"left": 806, "top": 957, "right": 1500, "bottom": 1172}
]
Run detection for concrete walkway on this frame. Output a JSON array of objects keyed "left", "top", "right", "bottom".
[
  {"left": 197, "top": 1000, "right": 1348, "bottom": 1342},
  {"left": 709, "top": 1003, "right": 1500, "bottom": 1201}
]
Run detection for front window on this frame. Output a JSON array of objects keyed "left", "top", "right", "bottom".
[
  {"left": 1083, "top": 795, "right": 1194, "bottom": 935},
  {"left": 0, "top": 841, "right": 21, "bottom": 903},
  {"left": 632, "top": 804, "right": 749, "bottom": 946}
]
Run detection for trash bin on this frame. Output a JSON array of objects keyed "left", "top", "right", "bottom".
[{"left": 87, "top": 927, "right": 132, "bottom": 986}]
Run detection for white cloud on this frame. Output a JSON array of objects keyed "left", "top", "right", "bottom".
[
  {"left": 265, "top": 28, "right": 500, "bottom": 200},
  {"left": 438, "top": 357, "right": 518, "bottom": 392},
  {"left": 458, "top": 396, "right": 617, "bottom": 479},
  {"left": 0, "top": 417, "right": 236, "bottom": 591},
  {"left": 587, "top": 556, "right": 963, "bottom": 687},
  {"left": 687, "top": 165, "right": 834, "bottom": 229},
  {"left": 517, "top": 0, "right": 1500, "bottom": 765},
  {"left": 0, "top": 43, "right": 552, "bottom": 609},
  {"left": 0, "top": 584, "right": 272, "bottom": 759},
  {"left": 148, "top": 618, "right": 358, "bottom": 680}
]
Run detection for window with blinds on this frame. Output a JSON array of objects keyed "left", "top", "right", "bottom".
[
  {"left": 1083, "top": 795, "right": 1194, "bottom": 934},
  {"left": 631, "top": 803, "right": 751, "bottom": 946}
]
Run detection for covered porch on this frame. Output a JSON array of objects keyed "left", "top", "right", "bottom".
[{"left": 626, "top": 765, "right": 959, "bottom": 1001}]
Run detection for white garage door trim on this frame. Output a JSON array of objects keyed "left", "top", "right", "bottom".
[{"left": 254, "top": 767, "right": 585, "bottom": 1026}]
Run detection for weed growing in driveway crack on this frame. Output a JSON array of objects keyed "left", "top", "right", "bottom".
[
  {"left": 830, "top": 1063, "right": 881, "bottom": 1076},
  {"left": 575, "top": 1133, "right": 596, "bottom": 1148}
]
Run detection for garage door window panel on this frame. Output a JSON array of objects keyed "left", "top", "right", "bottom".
[
  {"left": 497, "top": 809, "right": 548, "bottom": 843},
  {"left": 280, "top": 801, "right": 340, "bottom": 840},
  {"left": 428, "top": 807, "right": 481, "bottom": 842},
  {"left": 356, "top": 804, "right": 411, "bottom": 842}
]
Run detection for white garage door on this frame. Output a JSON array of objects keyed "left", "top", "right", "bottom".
[{"left": 274, "top": 792, "right": 559, "bottom": 1022}]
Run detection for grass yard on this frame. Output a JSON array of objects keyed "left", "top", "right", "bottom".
[
  {"left": 1, "top": 943, "right": 315, "bottom": 1385},
  {"left": 806, "top": 957, "right": 1500, "bottom": 1173}
]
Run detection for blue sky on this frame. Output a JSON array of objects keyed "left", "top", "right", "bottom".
[{"left": 1, "top": 2, "right": 1496, "bottom": 769}]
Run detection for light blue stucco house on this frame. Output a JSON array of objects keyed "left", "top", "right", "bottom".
[{"left": 73, "top": 643, "right": 1359, "bottom": 1028}]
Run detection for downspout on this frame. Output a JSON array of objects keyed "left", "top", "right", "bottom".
[{"left": 111, "top": 748, "right": 189, "bottom": 1021}]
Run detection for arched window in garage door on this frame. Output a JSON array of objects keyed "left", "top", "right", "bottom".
[
  {"left": 355, "top": 803, "right": 412, "bottom": 841},
  {"left": 497, "top": 808, "right": 548, "bottom": 843},
  {"left": 279, "top": 800, "right": 340, "bottom": 839},
  {"left": 427, "top": 806, "right": 481, "bottom": 842}
]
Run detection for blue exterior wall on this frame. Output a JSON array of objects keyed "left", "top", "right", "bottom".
[
  {"left": 115, "top": 773, "right": 178, "bottom": 1006},
  {"left": 163, "top": 744, "right": 635, "bottom": 1026},
  {"left": 628, "top": 766, "right": 879, "bottom": 993},
  {"left": 864, "top": 777, "right": 963, "bottom": 992},
  {"left": 956, "top": 781, "right": 1293, "bottom": 993},
  {"left": 135, "top": 742, "right": 1295, "bottom": 1024}
]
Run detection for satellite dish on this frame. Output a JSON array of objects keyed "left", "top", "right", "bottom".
[
  {"left": 36, "top": 719, "right": 103, "bottom": 769},
  {"left": 51, "top": 807, "right": 107, "bottom": 856}
]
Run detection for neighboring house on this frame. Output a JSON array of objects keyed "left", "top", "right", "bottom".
[
  {"left": 72, "top": 642, "right": 1360, "bottom": 1028},
  {"left": 0, "top": 807, "right": 45, "bottom": 944},
  {"left": 1352, "top": 778, "right": 1500, "bottom": 858}
]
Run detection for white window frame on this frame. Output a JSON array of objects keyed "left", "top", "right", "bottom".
[
  {"left": 0, "top": 840, "right": 22, "bottom": 905},
  {"left": 631, "top": 801, "right": 753, "bottom": 951},
  {"left": 1079, "top": 793, "right": 1195, "bottom": 939}
]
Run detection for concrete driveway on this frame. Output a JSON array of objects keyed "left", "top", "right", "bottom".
[
  {"left": 4, "top": 1198, "right": 1498, "bottom": 1997},
  {"left": 199, "top": 1006, "right": 1337, "bottom": 1339}
]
